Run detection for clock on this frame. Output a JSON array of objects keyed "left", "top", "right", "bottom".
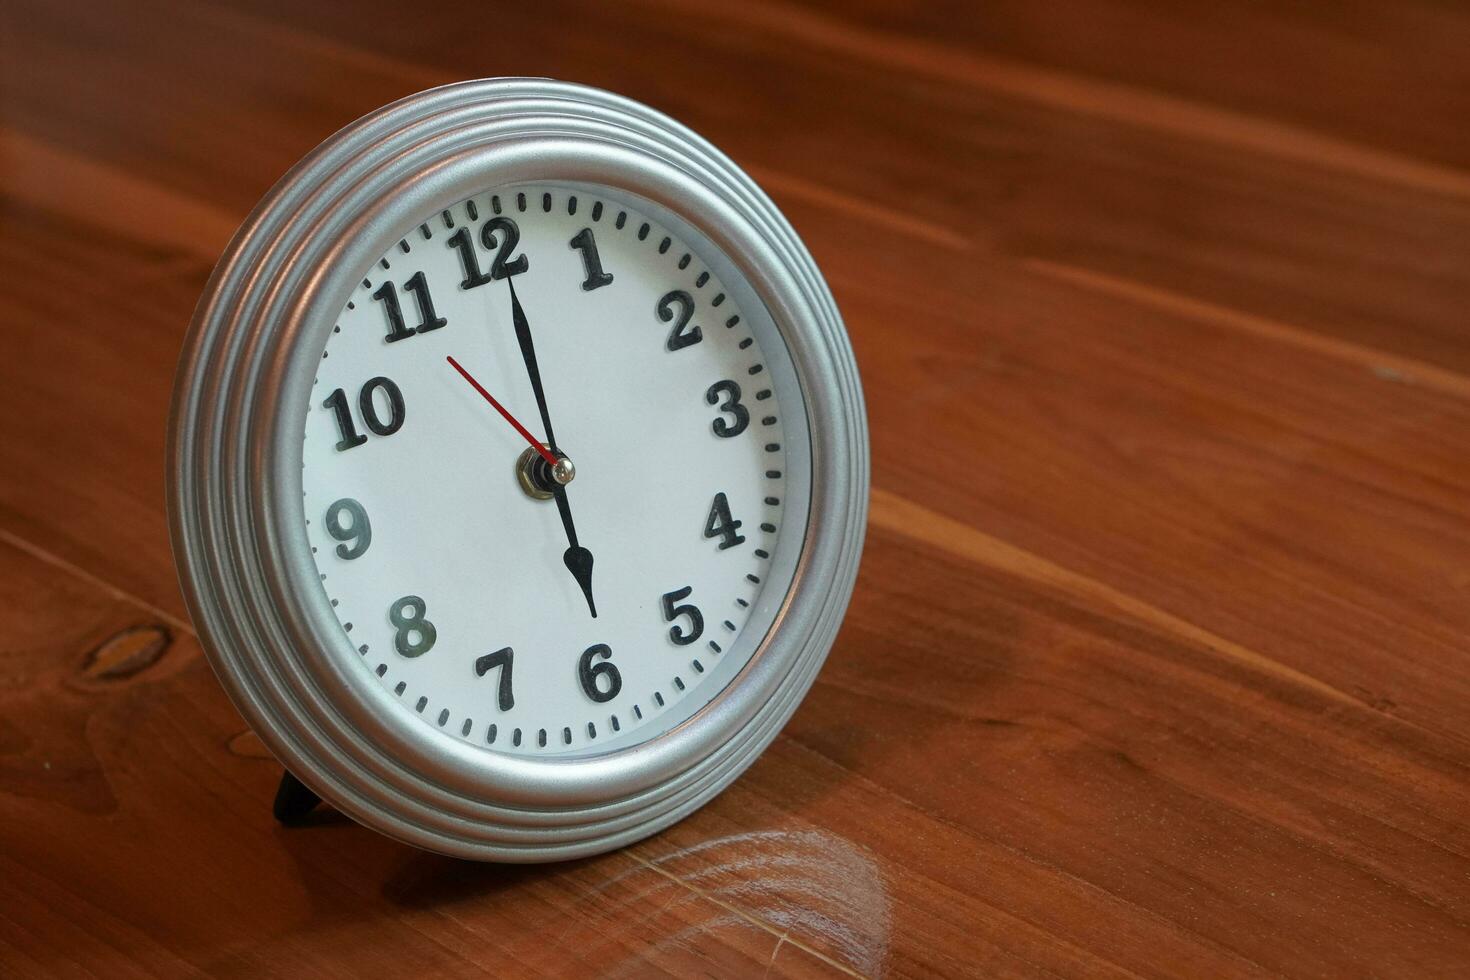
[{"left": 167, "top": 78, "right": 868, "bottom": 861}]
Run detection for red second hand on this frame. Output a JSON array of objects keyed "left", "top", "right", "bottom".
[{"left": 446, "top": 355, "right": 559, "bottom": 466}]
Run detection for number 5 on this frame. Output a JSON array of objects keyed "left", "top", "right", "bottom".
[{"left": 661, "top": 586, "right": 704, "bottom": 646}]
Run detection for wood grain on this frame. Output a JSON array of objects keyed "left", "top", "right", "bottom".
[{"left": 4, "top": 0, "right": 1470, "bottom": 975}]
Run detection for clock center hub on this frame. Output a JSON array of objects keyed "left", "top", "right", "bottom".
[{"left": 516, "top": 446, "right": 576, "bottom": 500}]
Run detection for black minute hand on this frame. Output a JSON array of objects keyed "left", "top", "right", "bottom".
[{"left": 506, "top": 277, "right": 597, "bottom": 618}]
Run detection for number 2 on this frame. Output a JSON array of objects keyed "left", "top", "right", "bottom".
[{"left": 658, "top": 290, "right": 702, "bottom": 351}]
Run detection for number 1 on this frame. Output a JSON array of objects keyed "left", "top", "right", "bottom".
[{"left": 569, "top": 228, "right": 614, "bottom": 291}]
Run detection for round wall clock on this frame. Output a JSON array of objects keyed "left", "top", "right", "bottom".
[{"left": 168, "top": 78, "right": 868, "bottom": 861}]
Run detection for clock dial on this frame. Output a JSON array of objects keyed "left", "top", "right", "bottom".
[{"left": 302, "top": 183, "right": 805, "bottom": 757}]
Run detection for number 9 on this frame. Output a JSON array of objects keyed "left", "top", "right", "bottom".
[{"left": 325, "top": 497, "right": 372, "bottom": 559}]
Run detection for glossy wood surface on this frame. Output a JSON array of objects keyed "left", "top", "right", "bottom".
[{"left": 4, "top": 1, "right": 1470, "bottom": 975}]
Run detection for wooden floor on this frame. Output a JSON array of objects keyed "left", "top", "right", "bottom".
[{"left": 5, "top": 0, "right": 1470, "bottom": 975}]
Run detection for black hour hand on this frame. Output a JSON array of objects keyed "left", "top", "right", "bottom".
[
  {"left": 553, "top": 485, "right": 596, "bottom": 618},
  {"left": 563, "top": 544, "right": 596, "bottom": 619}
]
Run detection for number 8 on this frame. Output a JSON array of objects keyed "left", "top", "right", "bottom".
[{"left": 389, "top": 595, "right": 437, "bottom": 657}]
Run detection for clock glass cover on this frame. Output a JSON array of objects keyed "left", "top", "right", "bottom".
[{"left": 303, "top": 181, "right": 809, "bottom": 757}]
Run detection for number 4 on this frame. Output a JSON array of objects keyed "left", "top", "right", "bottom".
[{"left": 704, "top": 492, "right": 745, "bottom": 550}]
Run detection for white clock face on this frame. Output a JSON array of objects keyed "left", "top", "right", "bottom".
[{"left": 302, "top": 182, "right": 807, "bottom": 757}]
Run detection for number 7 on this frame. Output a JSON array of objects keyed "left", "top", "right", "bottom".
[{"left": 474, "top": 647, "right": 515, "bottom": 711}]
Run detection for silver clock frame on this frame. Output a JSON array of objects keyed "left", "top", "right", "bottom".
[{"left": 167, "top": 78, "right": 868, "bottom": 861}]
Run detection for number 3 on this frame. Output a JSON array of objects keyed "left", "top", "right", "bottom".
[{"left": 705, "top": 380, "right": 749, "bottom": 438}]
